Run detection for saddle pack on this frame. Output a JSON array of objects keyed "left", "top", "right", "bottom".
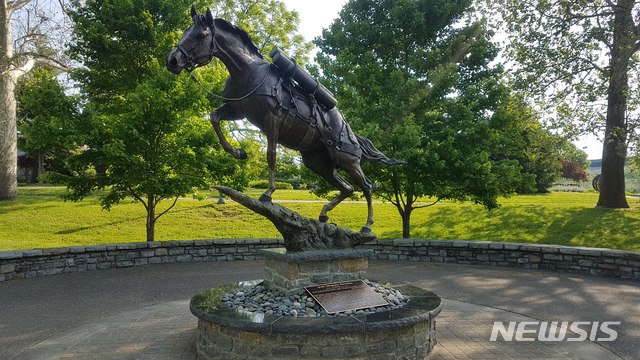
[{"left": 220, "top": 49, "right": 361, "bottom": 158}]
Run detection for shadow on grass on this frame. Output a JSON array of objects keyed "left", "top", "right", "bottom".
[
  {"left": 380, "top": 204, "right": 640, "bottom": 251},
  {"left": 0, "top": 203, "right": 59, "bottom": 216},
  {"left": 54, "top": 216, "right": 147, "bottom": 235},
  {"left": 542, "top": 207, "right": 640, "bottom": 250}
]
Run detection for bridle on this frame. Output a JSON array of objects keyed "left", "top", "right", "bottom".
[
  {"left": 176, "top": 19, "right": 270, "bottom": 102},
  {"left": 175, "top": 19, "right": 218, "bottom": 73}
]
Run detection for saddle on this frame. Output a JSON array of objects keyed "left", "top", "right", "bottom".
[{"left": 221, "top": 63, "right": 361, "bottom": 158}]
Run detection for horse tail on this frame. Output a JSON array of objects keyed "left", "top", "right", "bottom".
[{"left": 355, "top": 134, "right": 405, "bottom": 165}]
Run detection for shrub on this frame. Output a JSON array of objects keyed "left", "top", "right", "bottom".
[
  {"left": 248, "top": 180, "right": 293, "bottom": 190},
  {"left": 37, "top": 171, "right": 68, "bottom": 185}
]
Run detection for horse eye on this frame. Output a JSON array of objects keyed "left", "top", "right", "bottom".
[{"left": 196, "top": 32, "right": 207, "bottom": 39}]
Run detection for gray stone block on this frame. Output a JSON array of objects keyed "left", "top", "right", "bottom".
[
  {"left": 21, "top": 250, "right": 44, "bottom": 257},
  {"left": 393, "top": 239, "right": 415, "bottom": 247},
  {"left": 429, "top": 241, "right": 452, "bottom": 248},
  {"left": 451, "top": 241, "right": 469, "bottom": 248},
  {"left": 0, "top": 263, "right": 15, "bottom": 274},
  {"left": 578, "top": 248, "right": 603, "bottom": 256},
  {"left": 503, "top": 243, "right": 521, "bottom": 250},
  {"left": 176, "top": 255, "right": 193, "bottom": 262},
  {"left": 215, "top": 239, "right": 238, "bottom": 245},
  {"left": 115, "top": 243, "right": 137, "bottom": 250}
]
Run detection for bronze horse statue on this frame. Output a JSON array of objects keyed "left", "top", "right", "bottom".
[{"left": 167, "top": 7, "right": 401, "bottom": 232}]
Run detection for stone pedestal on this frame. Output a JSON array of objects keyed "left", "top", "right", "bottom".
[
  {"left": 260, "top": 248, "right": 373, "bottom": 295},
  {"left": 191, "top": 282, "right": 442, "bottom": 360}
]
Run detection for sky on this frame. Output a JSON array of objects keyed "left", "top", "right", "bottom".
[{"left": 280, "top": 0, "right": 604, "bottom": 160}]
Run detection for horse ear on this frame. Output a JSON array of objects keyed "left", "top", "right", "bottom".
[
  {"left": 205, "top": 8, "right": 214, "bottom": 26},
  {"left": 191, "top": 5, "right": 197, "bottom": 18}
]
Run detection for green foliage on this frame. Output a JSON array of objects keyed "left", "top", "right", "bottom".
[
  {"left": 490, "top": 95, "right": 565, "bottom": 193},
  {"left": 211, "top": 0, "right": 313, "bottom": 63},
  {"left": 494, "top": 0, "right": 640, "bottom": 131},
  {"left": 315, "top": 0, "right": 531, "bottom": 237},
  {"left": 37, "top": 172, "right": 68, "bottom": 185},
  {"left": 248, "top": 180, "right": 293, "bottom": 190},
  {"left": 16, "top": 68, "right": 80, "bottom": 175}
]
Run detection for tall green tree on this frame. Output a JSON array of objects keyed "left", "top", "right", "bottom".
[
  {"left": 491, "top": 95, "right": 568, "bottom": 194},
  {"left": 65, "top": 0, "right": 309, "bottom": 242},
  {"left": 316, "top": 0, "right": 528, "bottom": 238},
  {"left": 65, "top": 0, "right": 233, "bottom": 242},
  {"left": 1, "top": 0, "right": 68, "bottom": 199},
  {"left": 17, "top": 68, "right": 79, "bottom": 177},
  {"left": 496, "top": 0, "right": 640, "bottom": 208}
]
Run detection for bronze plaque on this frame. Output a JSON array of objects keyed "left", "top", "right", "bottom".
[{"left": 305, "top": 280, "right": 389, "bottom": 314}]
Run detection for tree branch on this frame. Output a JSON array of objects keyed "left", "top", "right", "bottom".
[
  {"left": 128, "top": 187, "right": 149, "bottom": 212},
  {"left": 412, "top": 198, "right": 441, "bottom": 210},
  {"left": 7, "top": 0, "right": 30, "bottom": 13},
  {"left": 13, "top": 32, "right": 46, "bottom": 43},
  {"left": 10, "top": 52, "right": 68, "bottom": 76},
  {"left": 155, "top": 196, "right": 179, "bottom": 221}
]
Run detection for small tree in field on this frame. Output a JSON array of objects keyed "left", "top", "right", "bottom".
[
  {"left": 65, "top": 0, "right": 309, "bottom": 241},
  {"left": 316, "top": 0, "right": 530, "bottom": 238},
  {"left": 65, "top": 0, "right": 240, "bottom": 241}
]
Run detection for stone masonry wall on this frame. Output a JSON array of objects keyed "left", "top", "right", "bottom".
[
  {"left": 0, "top": 239, "right": 284, "bottom": 282},
  {"left": 1, "top": 238, "right": 639, "bottom": 282},
  {"left": 364, "top": 239, "right": 640, "bottom": 280},
  {"left": 196, "top": 317, "right": 436, "bottom": 360}
]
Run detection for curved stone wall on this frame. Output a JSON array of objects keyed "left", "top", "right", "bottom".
[
  {"left": 366, "top": 239, "right": 640, "bottom": 280},
  {"left": 0, "top": 239, "right": 638, "bottom": 282}
]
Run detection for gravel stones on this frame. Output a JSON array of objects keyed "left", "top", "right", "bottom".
[{"left": 221, "top": 280, "right": 409, "bottom": 317}]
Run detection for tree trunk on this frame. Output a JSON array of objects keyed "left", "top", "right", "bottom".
[
  {"left": 0, "top": 73, "right": 17, "bottom": 200},
  {"left": 37, "top": 154, "right": 45, "bottom": 178},
  {"left": 597, "top": 0, "right": 633, "bottom": 209},
  {"left": 146, "top": 194, "right": 155, "bottom": 242},
  {"left": 0, "top": 1, "right": 17, "bottom": 200},
  {"left": 401, "top": 208, "right": 412, "bottom": 239}
]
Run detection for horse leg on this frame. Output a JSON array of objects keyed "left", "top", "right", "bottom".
[
  {"left": 342, "top": 162, "right": 375, "bottom": 233},
  {"left": 210, "top": 104, "right": 247, "bottom": 160},
  {"left": 259, "top": 115, "right": 280, "bottom": 203},
  {"left": 301, "top": 151, "right": 353, "bottom": 223}
]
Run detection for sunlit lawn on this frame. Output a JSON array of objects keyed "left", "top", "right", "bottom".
[{"left": 1, "top": 186, "right": 639, "bottom": 251}]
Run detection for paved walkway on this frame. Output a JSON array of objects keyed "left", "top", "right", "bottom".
[{"left": 1, "top": 260, "right": 638, "bottom": 359}]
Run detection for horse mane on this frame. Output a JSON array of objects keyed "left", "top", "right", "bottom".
[{"left": 198, "top": 16, "right": 263, "bottom": 59}]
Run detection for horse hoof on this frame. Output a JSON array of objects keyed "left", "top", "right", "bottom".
[
  {"left": 237, "top": 149, "right": 247, "bottom": 160},
  {"left": 360, "top": 226, "right": 372, "bottom": 233},
  {"left": 319, "top": 214, "right": 329, "bottom": 223},
  {"left": 259, "top": 194, "right": 272, "bottom": 203}
]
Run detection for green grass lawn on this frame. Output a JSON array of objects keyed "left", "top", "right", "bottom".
[{"left": 1, "top": 186, "right": 639, "bottom": 251}]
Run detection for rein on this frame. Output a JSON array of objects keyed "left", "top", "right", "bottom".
[{"left": 188, "top": 65, "right": 270, "bottom": 102}]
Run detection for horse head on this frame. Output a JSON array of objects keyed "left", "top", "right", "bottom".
[
  {"left": 166, "top": 6, "right": 217, "bottom": 74},
  {"left": 167, "top": 7, "right": 263, "bottom": 75}
]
